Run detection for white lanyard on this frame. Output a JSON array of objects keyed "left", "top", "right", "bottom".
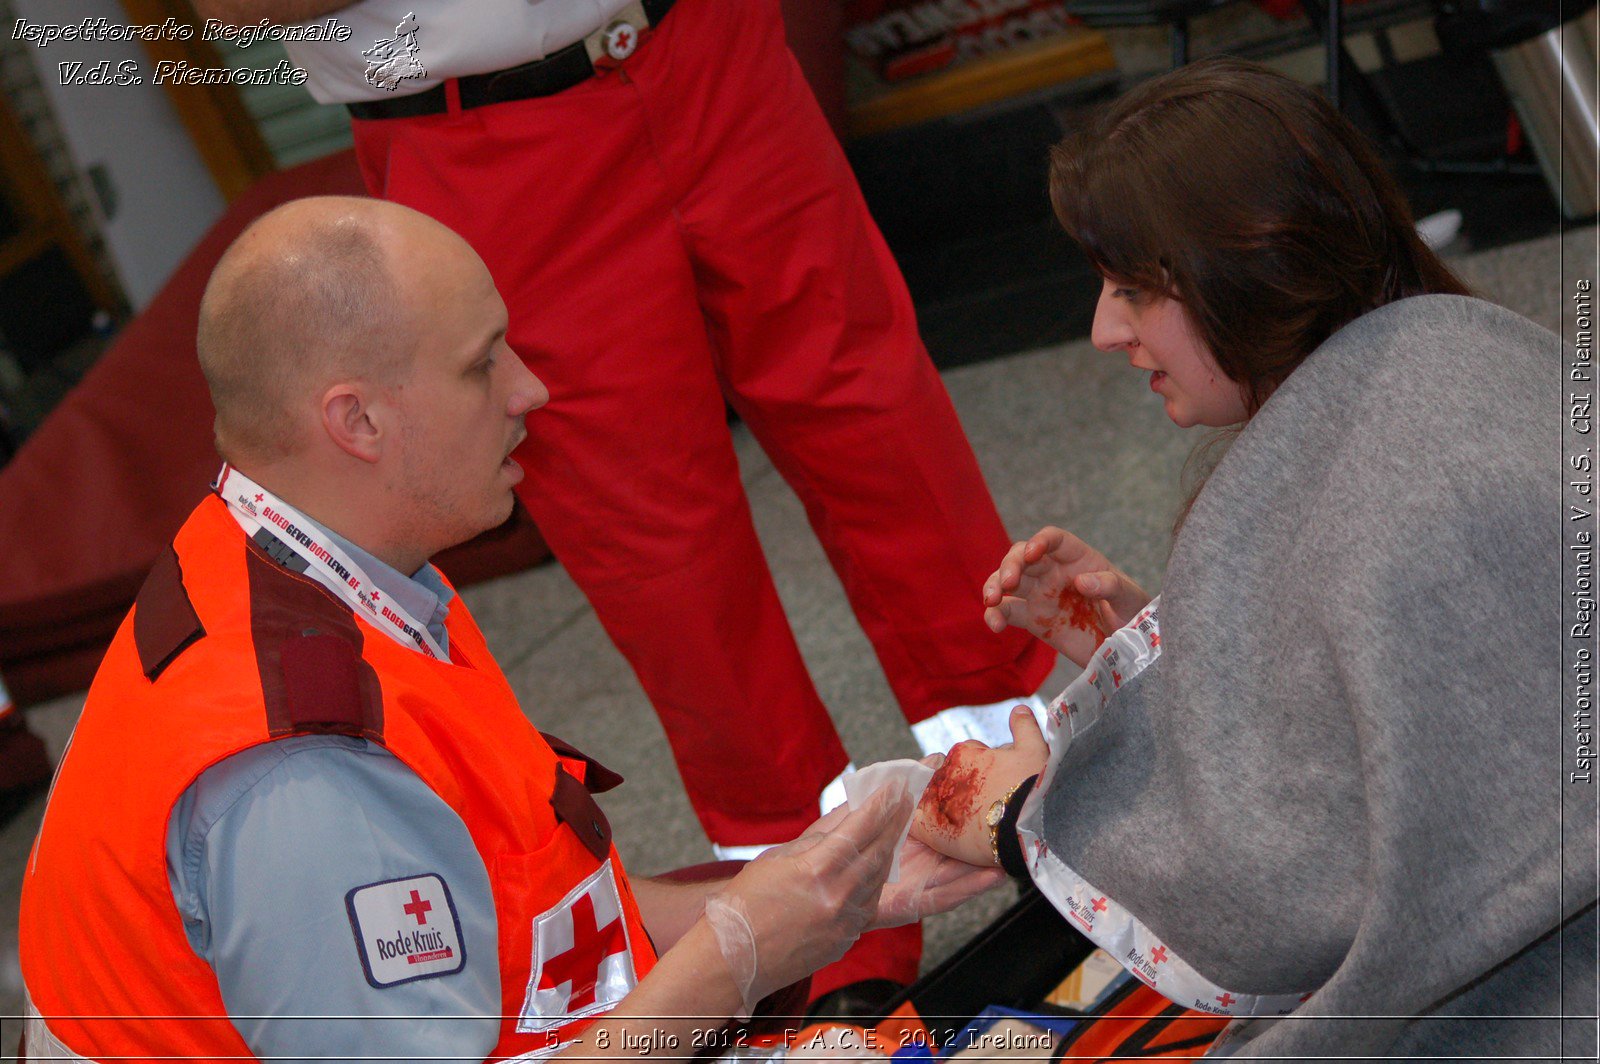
[
  {"left": 1016, "top": 597, "right": 1317, "bottom": 1021},
  {"left": 215, "top": 463, "right": 448, "bottom": 661}
]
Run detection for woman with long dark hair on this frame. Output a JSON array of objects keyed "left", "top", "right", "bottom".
[{"left": 910, "top": 58, "right": 1590, "bottom": 1056}]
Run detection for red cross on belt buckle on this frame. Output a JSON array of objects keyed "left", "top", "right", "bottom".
[{"left": 591, "top": 16, "right": 651, "bottom": 72}]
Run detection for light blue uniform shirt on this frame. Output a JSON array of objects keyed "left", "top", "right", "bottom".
[{"left": 164, "top": 524, "right": 503, "bottom": 1063}]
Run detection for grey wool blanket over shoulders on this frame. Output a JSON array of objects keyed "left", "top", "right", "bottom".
[{"left": 1037, "top": 295, "right": 1596, "bottom": 1058}]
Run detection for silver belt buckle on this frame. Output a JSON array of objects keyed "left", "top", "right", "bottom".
[{"left": 585, "top": 2, "right": 650, "bottom": 70}]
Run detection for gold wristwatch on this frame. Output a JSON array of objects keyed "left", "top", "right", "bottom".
[{"left": 985, "top": 779, "right": 1028, "bottom": 867}]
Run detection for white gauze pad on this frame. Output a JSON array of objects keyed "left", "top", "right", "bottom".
[{"left": 842, "top": 758, "right": 935, "bottom": 882}]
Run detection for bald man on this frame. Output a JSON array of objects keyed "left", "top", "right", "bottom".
[{"left": 17, "top": 198, "right": 996, "bottom": 1064}]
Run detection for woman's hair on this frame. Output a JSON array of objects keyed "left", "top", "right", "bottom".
[{"left": 1050, "top": 57, "right": 1470, "bottom": 416}]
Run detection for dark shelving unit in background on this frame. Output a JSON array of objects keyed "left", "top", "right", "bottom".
[{"left": 847, "top": 0, "right": 1568, "bottom": 370}]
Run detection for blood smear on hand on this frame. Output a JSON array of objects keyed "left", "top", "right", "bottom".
[
  {"left": 1058, "top": 585, "right": 1108, "bottom": 649},
  {"left": 919, "top": 752, "right": 983, "bottom": 838}
]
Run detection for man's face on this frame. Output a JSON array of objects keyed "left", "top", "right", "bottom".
[{"left": 384, "top": 236, "right": 547, "bottom": 560}]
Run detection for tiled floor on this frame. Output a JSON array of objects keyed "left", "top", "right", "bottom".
[{"left": 2, "top": 221, "right": 1592, "bottom": 1040}]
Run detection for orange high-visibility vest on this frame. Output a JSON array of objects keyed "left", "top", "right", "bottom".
[{"left": 19, "top": 494, "right": 657, "bottom": 1062}]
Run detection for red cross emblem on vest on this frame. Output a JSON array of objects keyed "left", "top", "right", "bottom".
[
  {"left": 518, "top": 861, "right": 638, "bottom": 1035},
  {"left": 537, "top": 893, "right": 629, "bottom": 1012}
]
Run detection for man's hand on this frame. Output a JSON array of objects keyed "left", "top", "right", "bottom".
[
  {"left": 909, "top": 707, "right": 1049, "bottom": 867},
  {"left": 567, "top": 796, "right": 909, "bottom": 1058},
  {"left": 982, "top": 527, "right": 1150, "bottom": 666},
  {"left": 703, "top": 785, "right": 911, "bottom": 1014}
]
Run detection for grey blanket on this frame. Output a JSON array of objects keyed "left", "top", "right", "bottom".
[{"left": 1038, "top": 295, "right": 1596, "bottom": 1058}]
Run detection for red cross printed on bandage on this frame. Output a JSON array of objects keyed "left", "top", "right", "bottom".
[
  {"left": 254, "top": 493, "right": 264, "bottom": 502},
  {"left": 403, "top": 889, "right": 432, "bottom": 925},
  {"left": 538, "top": 894, "right": 629, "bottom": 1012},
  {"left": 1150, "top": 633, "right": 1160, "bottom": 647},
  {"left": 1216, "top": 992, "right": 1236, "bottom": 1007},
  {"left": 1091, "top": 896, "right": 1107, "bottom": 912},
  {"left": 371, "top": 590, "right": 381, "bottom": 601},
  {"left": 1150, "top": 945, "right": 1167, "bottom": 964}
]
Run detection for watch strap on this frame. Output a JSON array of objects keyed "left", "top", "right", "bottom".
[{"left": 995, "top": 774, "right": 1039, "bottom": 881}]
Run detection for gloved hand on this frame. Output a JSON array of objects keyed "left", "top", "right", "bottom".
[
  {"left": 872, "top": 756, "right": 1007, "bottom": 928},
  {"left": 704, "top": 784, "right": 911, "bottom": 1018}
]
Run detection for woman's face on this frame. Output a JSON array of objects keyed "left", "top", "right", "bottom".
[{"left": 1091, "top": 279, "right": 1249, "bottom": 428}]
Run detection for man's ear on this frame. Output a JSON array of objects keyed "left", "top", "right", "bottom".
[{"left": 321, "top": 382, "right": 384, "bottom": 464}]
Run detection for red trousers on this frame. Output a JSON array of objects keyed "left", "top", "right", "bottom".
[{"left": 351, "top": 0, "right": 1052, "bottom": 850}]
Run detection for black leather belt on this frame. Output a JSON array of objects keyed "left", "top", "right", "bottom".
[{"left": 347, "top": 0, "right": 676, "bottom": 120}]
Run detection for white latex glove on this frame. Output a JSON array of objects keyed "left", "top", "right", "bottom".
[
  {"left": 871, "top": 834, "right": 1007, "bottom": 928},
  {"left": 704, "top": 784, "right": 912, "bottom": 1018}
]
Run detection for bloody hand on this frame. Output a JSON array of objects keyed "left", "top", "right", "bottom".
[
  {"left": 982, "top": 526, "right": 1150, "bottom": 667},
  {"left": 909, "top": 706, "right": 1050, "bottom": 867}
]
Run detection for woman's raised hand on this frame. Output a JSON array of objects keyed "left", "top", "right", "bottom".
[{"left": 982, "top": 527, "right": 1150, "bottom": 667}]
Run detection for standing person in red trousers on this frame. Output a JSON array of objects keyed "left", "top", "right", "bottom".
[{"left": 198, "top": 0, "right": 1055, "bottom": 998}]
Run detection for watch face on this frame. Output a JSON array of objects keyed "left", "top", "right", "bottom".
[{"left": 985, "top": 798, "right": 1006, "bottom": 828}]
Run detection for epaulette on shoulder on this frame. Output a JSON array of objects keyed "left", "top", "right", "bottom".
[
  {"left": 133, "top": 547, "right": 206, "bottom": 681},
  {"left": 541, "top": 733, "right": 624, "bottom": 861},
  {"left": 242, "top": 545, "right": 385, "bottom": 742}
]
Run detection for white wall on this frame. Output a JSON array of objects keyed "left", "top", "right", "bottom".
[{"left": 15, "top": 0, "right": 226, "bottom": 310}]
